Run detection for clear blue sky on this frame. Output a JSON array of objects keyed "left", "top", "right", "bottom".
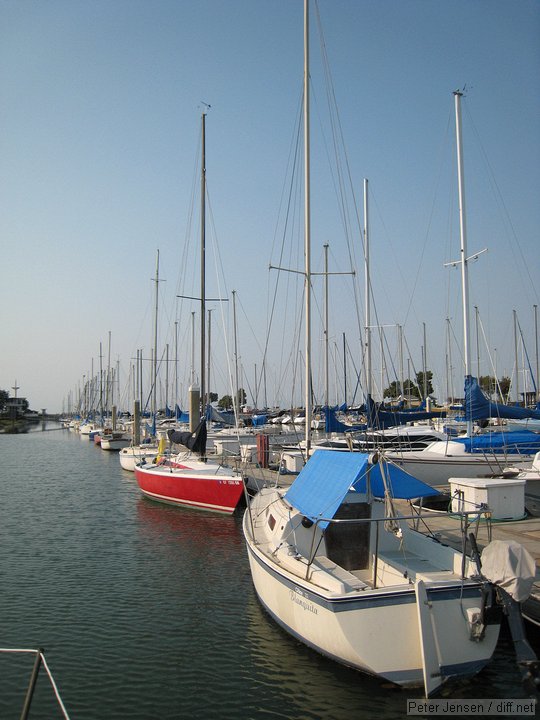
[{"left": 1, "top": 0, "right": 539, "bottom": 413}]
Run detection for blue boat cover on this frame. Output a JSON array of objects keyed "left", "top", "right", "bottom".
[
  {"left": 366, "top": 395, "right": 446, "bottom": 430},
  {"left": 205, "top": 405, "right": 236, "bottom": 426},
  {"left": 455, "top": 430, "right": 540, "bottom": 455},
  {"left": 251, "top": 414, "right": 267, "bottom": 427},
  {"left": 464, "top": 375, "right": 540, "bottom": 421},
  {"left": 284, "top": 450, "right": 438, "bottom": 529},
  {"left": 324, "top": 406, "right": 366, "bottom": 433}
]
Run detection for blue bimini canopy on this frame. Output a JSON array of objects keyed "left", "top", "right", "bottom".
[
  {"left": 361, "top": 463, "right": 440, "bottom": 500},
  {"left": 284, "top": 450, "right": 438, "bottom": 529}
]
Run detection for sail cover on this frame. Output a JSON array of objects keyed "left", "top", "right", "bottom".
[
  {"left": 167, "top": 418, "right": 207, "bottom": 454},
  {"left": 205, "top": 405, "right": 236, "bottom": 426},
  {"left": 464, "top": 375, "right": 540, "bottom": 421},
  {"left": 284, "top": 450, "right": 438, "bottom": 529},
  {"left": 455, "top": 430, "right": 540, "bottom": 455},
  {"left": 324, "top": 406, "right": 366, "bottom": 433},
  {"left": 366, "top": 395, "right": 446, "bottom": 430}
]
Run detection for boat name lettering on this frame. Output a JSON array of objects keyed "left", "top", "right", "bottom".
[{"left": 290, "top": 587, "right": 318, "bottom": 614}]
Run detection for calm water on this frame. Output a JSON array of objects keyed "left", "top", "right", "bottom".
[{"left": 0, "top": 426, "right": 537, "bottom": 719}]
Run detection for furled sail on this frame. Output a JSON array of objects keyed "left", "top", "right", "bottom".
[
  {"left": 366, "top": 395, "right": 446, "bottom": 430},
  {"left": 464, "top": 375, "right": 540, "bottom": 421},
  {"left": 167, "top": 418, "right": 207, "bottom": 454}
]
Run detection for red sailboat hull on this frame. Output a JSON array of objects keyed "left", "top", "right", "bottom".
[{"left": 134, "top": 463, "right": 244, "bottom": 514}]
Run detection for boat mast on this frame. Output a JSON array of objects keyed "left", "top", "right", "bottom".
[
  {"left": 152, "top": 249, "right": 160, "bottom": 419},
  {"left": 453, "top": 90, "right": 473, "bottom": 436},
  {"left": 232, "top": 290, "right": 240, "bottom": 419},
  {"left": 364, "top": 178, "right": 372, "bottom": 400},
  {"left": 323, "top": 244, "right": 329, "bottom": 408},
  {"left": 304, "top": 0, "right": 312, "bottom": 452},
  {"left": 201, "top": 113, "right": 207, "bottom": 414},
  {"left": 535, "top": 304, "right": 539, "bottom": 403},
  {"left": 513, "top": 308, "right": 520, "bottom": 405}
]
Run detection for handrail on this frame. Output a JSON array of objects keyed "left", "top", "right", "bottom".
[
  {"left": 302, "top": 508, "right": 491, "bottom": 582},
  {"left": 0, "top": 648, "right": 70, "bottom": 720}
]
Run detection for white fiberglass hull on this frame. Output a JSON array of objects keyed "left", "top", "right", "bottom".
[
  {"left": 244, "top": 522, "right": 498, "bottom": 691},
  {"left": 242, "top": 477, "right": 501, "bottom": 695},
  {"left": 119, "top": 445, "right": 159, "bottom": 471},
  {"left": 387, "top": 441, "right": 535, "bottom": 487}
]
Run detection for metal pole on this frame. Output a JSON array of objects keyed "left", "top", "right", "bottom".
[
  {"left": 201, "top": 113, "right": 207, "bottom": 412},
  {"left": 20, "top": 649, "right": 43, "bottom": 720},
  {"left": 207, "top": 308, "right": 212, "bottom": 411},
  {"left": 364, "top": 178, "right": 371, "bottom": 398},
  {"left": 454, "top": 90, "right": 472, "bottom": 435},
  {"left": 535, "top": 305, "right": 539, "bottom": 402},
  {"left": 304, "top": 0, "right": 312, "bottom": 453},
  {"left": 475, "top": 306, "right": 480, "bottom": 379},
  {"left": 514, "top": 309, "right": 520, "bottom": 405},
  {"left": 323, "top": 244, "right": 329, "bottom": 408},
  {"left": 233, "top": 290, "right": 240, "bottom": 418},
  {"left": 152, "top": 250, "right": 159, "bottom": 417}
]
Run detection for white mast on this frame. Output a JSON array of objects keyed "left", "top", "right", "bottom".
[
  {"left": 323, "top": 244, "right": 329, "bottom": 408},
  {"left": 152, "top": 250, "right": 160, "bottom": 418},
  {"left": 364, "top": 178, "right": 371, "bottom": 399},
  {"left": 200, "top": 113, "right": 207, "bottom": 412},
  {"left": 453, "top": 90, "right": 473, "bottom": 435},
  {"left": 304, "top": 0, "right": 312, "bottom": 451}
]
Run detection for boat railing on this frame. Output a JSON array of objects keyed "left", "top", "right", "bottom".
[
  {"left": 0, "top": 647, "right": 70, "bottom": 719},
  {"left": 303, "top": 507, "right": 492, "bottom": 587}
]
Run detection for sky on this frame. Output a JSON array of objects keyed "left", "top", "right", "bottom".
[{"left": 1, "top": 0, "right": 539, "bottom": 414}]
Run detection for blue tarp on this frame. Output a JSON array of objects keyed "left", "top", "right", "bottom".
[
  {"left": 455, "top": 430, "right": 540, "bottom": 455},
  {"left": 251, "top": 414, "right": 267, "bottom": 427},
  {"left": 284, "top": 450, "right": 438, "bottom": 529},
  {"left": 324, "top": 406, "right": 366, "bottom": 434},
  {"left": 366, "top": 395, "right": 446, "bottom": 430},
  {"left": 464, "top": 375, "right": 540, "bottom": 421},
  {"left": 145, "top": 414, "right": 156, "bottom": 437},
  {"left": 205, "top": 405, "right": 236, "bottom": 426}
]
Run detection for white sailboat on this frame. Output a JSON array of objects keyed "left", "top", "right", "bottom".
[
  {"left": 243, "top": 449, "right": 538, "bottom": 695},
  {"left": 387, "top": 91, "right": 537, "bottom": 485},
  {"left": 243, "top": 2, "right": 537, "bottom": 698}
]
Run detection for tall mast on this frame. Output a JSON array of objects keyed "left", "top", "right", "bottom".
[
  {"left": 232, "top": 290, "right": 240, "bottom": 419},
  {"left": 201, "top": 113, "right": 207, "bottom": 412},
  {"left": 343, "top": 332, "right": 347, "bottom": 407},
  {"left": 513, "top": 308, "right": 520, "bottom": 404},
  {"left": 364, "top": 178, "right": 371, "bottom": 399},
  {"left": 323, "top": 244, "right": 329, "bottom": 408},
  {"left": 535, "top": 304, "right": 539, "bottom": 403},
  {"left": 304, "top": 0, "right": 312, "bottom": 451},
  {"left": 207, "top": 308, "right": 212, "bottom": 409},
  {"left": 152, "top": 249, "right": 160, "bottom": 417},
  {"left": 454, "top": 90, "right": 472, "bottom": 435}
]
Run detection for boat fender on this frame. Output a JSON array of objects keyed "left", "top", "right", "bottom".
[{"left": 466, "top": 606, "right": 485, "bottom": 641}]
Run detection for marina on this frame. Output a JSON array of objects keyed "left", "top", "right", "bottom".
[
  {"left": 1, "top": 424, "right": 540, "bottom": 718},
  {"left": 1, "top": 0, "right": 539, "bottom": 717}
]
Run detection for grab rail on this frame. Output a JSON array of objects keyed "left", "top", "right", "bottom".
[{"left": 0, "top": 647, "right": 70, "bottom": 720}]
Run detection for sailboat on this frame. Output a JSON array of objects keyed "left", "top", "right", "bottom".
[
  {"left": 243, "top": 2, "right": 537, "bottom": 697},
  {"left": 134, "top": 114, "right": 245, "bottom": 514},
  {"left": 120, "top": 252, "right": 164, "bottom": 471},
  {"left": 387, "top": 91, "right": 540, "bottom": 485}
]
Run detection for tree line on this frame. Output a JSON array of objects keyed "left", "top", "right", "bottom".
[{"left": 382, "top": 373, "right": 511, "bottom": 403}]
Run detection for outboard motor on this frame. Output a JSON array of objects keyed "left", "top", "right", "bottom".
[{"left": 478, "top": 538, "right": 540, "bottom": 694}]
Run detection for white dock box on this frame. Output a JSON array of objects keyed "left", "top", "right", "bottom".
[
  {"left": 213, "top": 438, "right": 240, "bottom": 456},
  {"left": 449, "top": 477, "right": 526, "bottom": 520},
  {"left": 281, "top": 451, "right": 306, "bottom": 473}
]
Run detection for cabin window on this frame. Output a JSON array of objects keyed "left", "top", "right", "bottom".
[
  {"left": 325, "top": 502, "right": 371, "bottom": 570},
  {"left": 268, "top": 514, "right": 276, "bottom": 531}
]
